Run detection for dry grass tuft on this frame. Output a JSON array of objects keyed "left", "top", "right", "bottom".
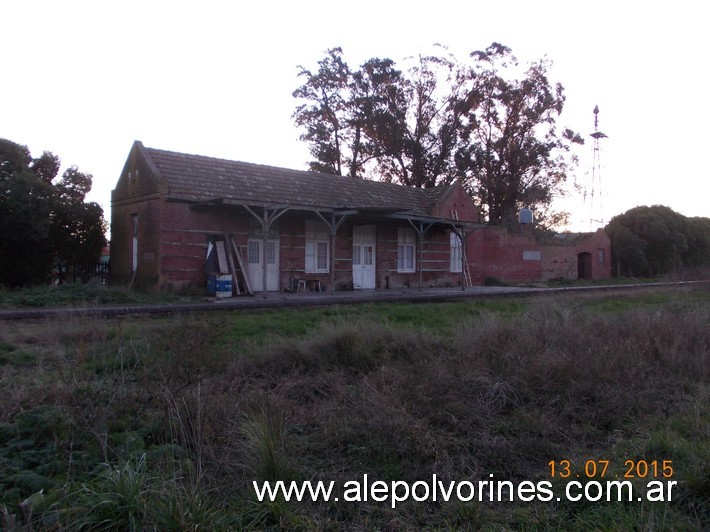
[{"left": 1, "top": 287, "right": 708, "bottom": 529}]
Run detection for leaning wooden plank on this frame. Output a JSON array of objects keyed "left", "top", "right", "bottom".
[
  {"left": 215, "top": 240, "right": 229, "bottom": 274},
  {"left": 231, "top": 238, "right": 252, "bottom": 295},
  {"left": 231, "top": 237, "right": 252, "bottom": 295},
  {"left": 223, "top": 233, "right": 240, "bottom": 295},
  {"left": 228, "top": 239, "right": 241, "bottom": 295}
]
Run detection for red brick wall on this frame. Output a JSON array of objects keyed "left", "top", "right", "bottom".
[
  {"left": 110, "top": 196, "right": 162, "bottom": 288},
  {"left": 278, "top": 218, "right": 463, "bottom": 291},
  {"left": 111, "top": 143, "right": 167, "bottom": 289},
  {"left": 540, "top": 230, "right": 612, "bottom": 281},
  {"left": 431, "top": 183, "right": 483, "bottom": 222},
  {"left": 147, "top": 207, "right": 468, "bottom": 292},
  {"left": 157, "top": 202, "right": 252, "bottom": 290},
  {"left": 467, "top": 227, "right": 543, "bottom": 284},
  {"left": 112, "top": 143, "right": 163, "bottom": 202},
  {"left": 467, "top": 226, "right": 612, "bottom": 284},
  {"left": 541, "top": 245, "right": 577, "bottom": 280},
  {"left": 113, "top": 197, "right": 612, "bottom": 291},
  {"left": 575, "top": 229, "right": 612, "bottom": 280},
  {"left": 368, "top": 223, "right": 461, "bottom": 289}
]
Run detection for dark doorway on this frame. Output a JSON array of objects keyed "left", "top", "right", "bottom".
[{"left": 577, "top": 252, "right": 592, "bottom": 280}]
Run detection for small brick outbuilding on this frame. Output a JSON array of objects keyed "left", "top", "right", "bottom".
[{"left": 467, "top": 226, "right": 611, "bottom": 284}]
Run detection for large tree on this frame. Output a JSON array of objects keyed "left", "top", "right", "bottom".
[
  {"left": 292, "top": 48, "right": 353, "bottom": 176},
  {"left": 293, "top": 44, "right": 581, "bottom": 224},
  {"left": 367, "top": 51, "right": 468, "bottom": 188},
  {"left": 0, "top": 138, "right": 32, "bottom": 179},
  {"left": 51, "top": 166, "right": 107, "bottom": 278},
  {"left": 0, "top": 138, "right": 107, "bottom": 286},
  {"left": 293, "top": 47, "right": 467, "bottom": 187},
  {"left": 0, "top": 163, "right": 54, "bottom": 286},
  {"left": 292, "top": 48, "right": 405, "bottom": 178},
  {"left": 454, "top": 43, "right": 583, "bottom": 226}
]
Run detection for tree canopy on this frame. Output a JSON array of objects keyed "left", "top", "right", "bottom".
[
  {"left": 605, "top": 205, "right": 710, "bottom": 276},
  {"left": 292, "top": 44, "right": 582, "bottom": 226},
  {"left": 0, "top": 138, "right": 107, "bottom": 287},
  {"left": 454, "top": 44, "right": 583, "bottom": 227}
]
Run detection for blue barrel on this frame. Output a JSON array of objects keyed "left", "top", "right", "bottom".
[{"left": 216, "top": 275, "right": 233, "bottom": 298}]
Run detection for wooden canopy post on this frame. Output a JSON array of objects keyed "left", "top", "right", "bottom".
[
  {"left": 223, "top": 233, "right": 240, "bottom": 295},
  {"left": 407, "top": 219, "right": 435, "bottom": 291},
  {"left": 261, "top": 212, "right": 267, "bottom": 296},
  {"left": 315, "top": 210, "right": 354, "bottom": 293},
  {"left": 449, "top": 224, "right": 481, "bottom": 291},
  {"left": 243, "top": 205, "right": 290, "bottom": 294}
]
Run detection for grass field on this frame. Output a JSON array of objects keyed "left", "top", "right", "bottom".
[
  {"left": 0, "top": 283, "right": 194, "bottom": 309},
  {"left": 1, "top": 286, "right": 708, "bottom": 530}
]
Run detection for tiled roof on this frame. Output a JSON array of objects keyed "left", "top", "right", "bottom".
[{"left": 142, "top": 144, "right": 452, "bottom": 218}]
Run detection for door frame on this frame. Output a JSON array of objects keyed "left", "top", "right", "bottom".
[
  {"left": 247, "top": 238, "right": 280, "bottom": 291},
  {"left": 352, "top": 225, "right": 376, "bottom": 289}
]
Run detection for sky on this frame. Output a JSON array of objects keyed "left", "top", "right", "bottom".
[{"left": 3, "top": 0, "right": 708, "bottom": 233}]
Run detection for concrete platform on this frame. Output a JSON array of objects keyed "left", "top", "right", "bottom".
[{"left": 0, "top": 280, "right": 706, "bottom": 320}]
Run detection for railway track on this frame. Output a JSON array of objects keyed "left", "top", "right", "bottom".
[{"left": 0, "top": 280, "right": 707, "bottom": 321}]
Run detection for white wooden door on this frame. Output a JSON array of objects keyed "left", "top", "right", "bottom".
[
  {"left": 352, "top": 226, "right": 376, "bottom": 289},
  {"left": 247, "top": 239, "right": 279, "bottom": 291}
]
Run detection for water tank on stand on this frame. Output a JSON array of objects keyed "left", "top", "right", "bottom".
[{"left": 518, "top": 208, "right": 533, "bottom": 225}]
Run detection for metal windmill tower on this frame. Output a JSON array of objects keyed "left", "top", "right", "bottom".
[{"left": 586, "top": 105, "right": 608, "bottom": 231}]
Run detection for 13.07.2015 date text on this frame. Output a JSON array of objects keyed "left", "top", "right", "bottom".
[{"left": 548, "top": 459, "right": 673, "bottom": 479}]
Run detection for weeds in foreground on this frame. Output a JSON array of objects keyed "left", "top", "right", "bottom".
[
  {"left": 0, "top": 287, "right": 708, "bottom": 529},
  {"left": 0, "top": 282, "right": 188, "bottom": 309}
]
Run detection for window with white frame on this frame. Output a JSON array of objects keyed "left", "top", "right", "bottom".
[
  {"left": 397, "top": 227, "right": 416, "bottom": 272},
  {"left": 450, "top": 231, "right": 462, "bottom": 272},
  {"left": 305, "top": 220, "right": 330, "bottom": 273},
  {"left": 248, "top": 241, "right": 260, "bottom": 265}
]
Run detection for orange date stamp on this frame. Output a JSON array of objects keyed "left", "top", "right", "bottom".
[{"left": 548, "top": 459, "right": 674, "bottom": 479}]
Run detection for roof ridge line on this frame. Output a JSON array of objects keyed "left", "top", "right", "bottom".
[{"left": 143, "top": 144, "right": 453, "bottom": 195}]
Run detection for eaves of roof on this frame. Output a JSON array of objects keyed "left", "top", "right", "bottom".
[{"left": 145, "top": 145, "right": 455, "bottom": 219}]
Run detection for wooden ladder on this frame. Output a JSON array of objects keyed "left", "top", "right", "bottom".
[{"left": 451, "top": 210, "right": 473, "bottom": 288}]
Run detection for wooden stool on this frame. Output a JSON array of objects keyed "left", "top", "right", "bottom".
[
  {"left": 296, "top": 279, "right": 307, "bottom": 292},
  {"left": 310, "top": 279, "right": 322, "bottom": 292}
]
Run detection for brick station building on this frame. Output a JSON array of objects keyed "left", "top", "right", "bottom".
[{"left": 110, "top": 141, "right": 610, "bottom": 293}]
